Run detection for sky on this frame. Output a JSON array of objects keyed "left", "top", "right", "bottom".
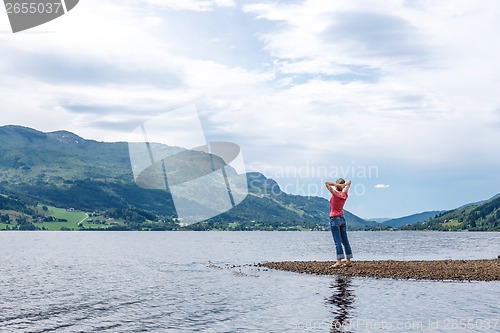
[{"left": 1, "top": 0, "right": 499, "bottom": 218}]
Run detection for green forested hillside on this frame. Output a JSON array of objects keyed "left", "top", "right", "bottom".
[
  {"left": 0, "top": 125, "right": 376, "bottom": 231},
  {"left": 400, "top": 195, "right": 500, "bottom": 231}
]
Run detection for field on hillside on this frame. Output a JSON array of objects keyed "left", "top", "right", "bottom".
[{"left": 0, "top": 204, "right": 124, "bottom": 231}]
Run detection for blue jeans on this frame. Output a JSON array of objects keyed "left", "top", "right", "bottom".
[{"left": 330, "top": 216, "right": 353, "bottom": 260}]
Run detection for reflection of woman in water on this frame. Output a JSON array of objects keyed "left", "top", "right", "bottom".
[
  {"left": 326, "top": 276, "right": 355, "bottom": 333},
  {"left": 325, "top": 178, "right": 353, "bottom": 267}
]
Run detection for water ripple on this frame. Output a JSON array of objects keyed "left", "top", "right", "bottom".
[{"left": 0, "top": 231, "right": 498, "bottom": 332}]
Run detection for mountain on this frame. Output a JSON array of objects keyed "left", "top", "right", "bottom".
[
  {"left": 0, "top": 125, "right": 376, "bottom": 230},
  {"left": 381, "top": 211, "right": 445, "bottom": 228},
  {"left": 455, "top": 193, "right": 500, "bottom": 210},
  {"left": 368, "top": 217, "right": 392, "bottom": 223},
  {"left": 400, "top": 195, "right": 500, "bottom": 231}
]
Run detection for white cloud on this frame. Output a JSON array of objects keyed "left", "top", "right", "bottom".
[
  {"left": 0, "top": 0, "right": 273, "bottom": 140},
  {"left": 375, "top": 184, "right": 390, "bottom": 189},
  {"left": 239, "top": 0, "right": 500, "bottom": 166},
  {"left": 1, "top": 0, "right": 499, "bottom": 216},
  {"left": 126, "top": 0, "right": 234, "bottom": 12}
]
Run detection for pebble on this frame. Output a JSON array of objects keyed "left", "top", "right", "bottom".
[{"left": 258, "top": 259, "right": 500, "bottom": 281}]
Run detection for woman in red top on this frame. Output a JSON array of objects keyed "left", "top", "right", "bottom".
[{"left": 325, "top": 178, "right": 353, "bottom": 267}]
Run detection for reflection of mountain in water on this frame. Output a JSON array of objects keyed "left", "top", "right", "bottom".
[{"left": 326, "top": 277, "right": 356, "bottom": 333}]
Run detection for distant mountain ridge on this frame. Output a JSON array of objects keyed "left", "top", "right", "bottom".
[
  {"left": 368, "top": 217, "right": 392, "bottom": 223},
  {"left": 455, "top": 193, "right": 500, "bottom": 210},
  {"left": 401, "top": 195, "right": 500, "bottom": 231},
  {"left": 367, "top": 194, "right": 500, "bottom": 229},
  {"left": 382, "top": 211, "right": 446, "bottom": 228},
  {"left": 0, "top": 125, "right": 377, "bottom": 230}
]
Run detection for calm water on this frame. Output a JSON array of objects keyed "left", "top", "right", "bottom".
[{"left": 0, "top": 231, "right": 499, "bottom": 333}]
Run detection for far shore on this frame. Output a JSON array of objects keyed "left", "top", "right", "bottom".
[{"left": 2, "top": 228, "right": 500, "bottom": 232}]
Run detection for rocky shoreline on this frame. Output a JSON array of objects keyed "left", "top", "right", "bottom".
[{"left": 258, "top": 259, "right": 500, "bottom": 281}]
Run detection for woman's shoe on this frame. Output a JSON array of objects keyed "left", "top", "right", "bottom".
[{"left": 331, "top": 262, "right": 343, "bottom": 268}]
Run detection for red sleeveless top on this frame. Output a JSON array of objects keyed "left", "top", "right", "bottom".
[{"left": 329, "top": 189, "right": 348, "bottom": 217}]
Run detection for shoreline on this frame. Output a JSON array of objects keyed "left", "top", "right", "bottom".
[
  {"left": 258, "top": 259, "right": 500, "bottom": 281},
  {"left": 2, "top": 228, "right": 500, "bottom": 232}
]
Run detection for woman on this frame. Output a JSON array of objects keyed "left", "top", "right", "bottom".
[{"left": 325, "top": 178, "right": 353, "bottom": 267}]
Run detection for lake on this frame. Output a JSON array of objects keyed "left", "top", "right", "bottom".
[{"left": 0, "top": 231, "right": 499, "bottom": 332}]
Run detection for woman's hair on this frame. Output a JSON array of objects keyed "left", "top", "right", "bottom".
[{"left": 336, "top": 178, "right": 346, "bottom": 184}]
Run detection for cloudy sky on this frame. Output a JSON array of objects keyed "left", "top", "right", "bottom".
[{"left": 1, "top": 0, "right": 499, "bottom": 218}]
